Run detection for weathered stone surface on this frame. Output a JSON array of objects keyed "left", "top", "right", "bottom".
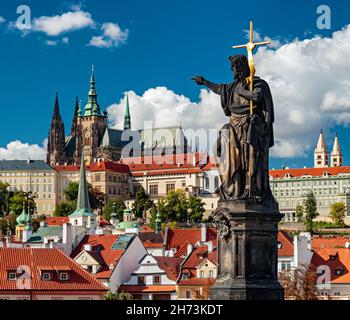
[{"left": 210, "top": 200, "right": 284, "bottom": 300}]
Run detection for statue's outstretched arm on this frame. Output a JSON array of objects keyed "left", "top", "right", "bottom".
[
  {"left": 192, "top": 76, "right": 221, "bottom": 94},
  {"left": 202, "top": 79, "right": 221, "bottom": 94}
]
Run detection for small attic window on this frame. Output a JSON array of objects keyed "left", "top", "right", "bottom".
[
  {"left": 277, "top": 241, "right": 282, "bottom": 249},
  {"left": 323, "top": 171, "right": 329, "bottom": 177},
  {"left": 284, "top": 173, "right": 291, "bottom": 178},
  {"left": 335, "top": 268, "right": 344, "bottom": 276},
  {"left": 329, "top": 255, "right": 336, "bottom": 261}
]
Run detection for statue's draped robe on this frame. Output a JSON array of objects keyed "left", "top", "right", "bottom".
[{"left": 215, "top": 77, "right": 275, "bottom": 201}]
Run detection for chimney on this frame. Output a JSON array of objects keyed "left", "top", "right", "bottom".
[
  {"left": 206, "top": 241, "right": 213, "bottom": 253},
  {"left": 40, "top": 220, "right": 47, "bottom": 228},
  {"left": 193, "top": 154, "right": 196, "bottom": 166},
  {"left": 63, "top": 223, "right": 73, "bottom": 255},
  {"left": 187, "top": 243, "right": 193, "bottom": 256},
  {"left": 27, "top": 158, "right": 31, "bottom": 164},
  {"left": 201, "top": 223, "right": 207, "bottom": 243}
]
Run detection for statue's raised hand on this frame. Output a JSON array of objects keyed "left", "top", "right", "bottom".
[{"left": 191, "top": 76, "right": 206, "bottom": 86}]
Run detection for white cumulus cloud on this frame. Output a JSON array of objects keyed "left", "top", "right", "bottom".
[
  {"left": 89, "top": 22, "right": 128, "bottom": 48},
  {"left": 33, "top": 10, "right": 94, "bottom": 36},
  {"left": 0, "top": 140, "right": 46, "bottom": 160},
  {"left": 107, "top": 24, "right": 350, "bottom": 159}
]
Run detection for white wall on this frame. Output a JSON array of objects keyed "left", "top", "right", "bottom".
[{"left": 108, "top": 236, "right": 147, "bottom": 293}]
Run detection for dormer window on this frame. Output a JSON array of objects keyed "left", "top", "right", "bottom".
[
  {"left": 329, "top": 255, "right": 336, "bottom": 261},
  {"left": 335, "top": 268, "right": 344, "bottom": 276},
  {"left": 59, "top": 273, "right": 69, "bottom": 281},
  {"left": 42, "top": 272, "right": 52, "bottom": 281},
  {"left": 8, "top": 272, "right": 17, "bottom": 281}
]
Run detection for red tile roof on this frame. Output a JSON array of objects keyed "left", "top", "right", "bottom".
[
  {"left": 54, "top": 161, "right": 130, "bottom": 174},
  {"left": 165, "top": 228, "right": 217, "bottom": 251},
  {"left": 312, "top": 236, "right": 350, "bottom": 249},
  {"left": 138, "top": 232, "right": 164, "bottom": 248},
  {"left": 178, "top": 278, "right": 216, "bottom": 286},
  {"left": 122, "top": 153, "right": 217, "bottom": 176},
  {"left": 311, "top": 248, "right": 350, "bottom": 283},
  {"left": 0, "top": 248, "right": 107, "bottom": 292},
  {"left": 71, "top": 235, "right": 128, "bottom": 279},
  {"left": 46, "top": 217, "right": 69, "bottom": 226},
  {"left": 119, "top": 285, "right": 176, "bottom": 293},
  {"left": 278, "top": 231, "right": 294, "bottom": 257},
  {"left": 155, "top": 256, "right": 183, "bottom": 281},
  {"left": 269, "top": 166, "right": 350, "bottom": 178}
]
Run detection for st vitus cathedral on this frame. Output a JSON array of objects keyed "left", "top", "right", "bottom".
[
  {"left": 47, "top": 66, "right": 130, "bottom": 165},
  {"left": 47, "top": 66, "right": 188, "bottom": 165}
]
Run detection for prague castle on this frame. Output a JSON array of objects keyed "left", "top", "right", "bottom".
[{"left": 47, "top": 66, "right": 188, "bottom": 166}]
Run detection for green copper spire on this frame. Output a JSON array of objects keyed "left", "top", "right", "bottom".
[
  {"left": 124, "top": 94, "right": 131, "bottom": 130},
  {"left": 155, "top": 211, "right": 162, "bottom": 234},
  {"left": 84, "top": 65, "right": 102, "bottom": 117},
  {"left": 69, "top": 157, "right": 94, "bottom": 217},
  {"left": 16, "top": 203, "right": 27, "bottom": 226}
]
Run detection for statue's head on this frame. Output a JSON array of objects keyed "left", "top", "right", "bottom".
[{"left": 229, "top": 55, "right": 250, "bottom": 81}]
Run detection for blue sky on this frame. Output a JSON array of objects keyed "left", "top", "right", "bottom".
[{"left": 0, "top": 0, "right": 349, "bottom": 169}]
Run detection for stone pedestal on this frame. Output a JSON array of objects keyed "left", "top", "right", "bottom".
[{"left": 210, "top": 200, "right": 284, "bottom": 300}]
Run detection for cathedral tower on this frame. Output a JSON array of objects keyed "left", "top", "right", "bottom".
[
  {"left": 47, "top": 93, "right": 66, "bottom": 165},
  {"left": 314, "top": 130, "right": 329, "bottom": 168},
  {"left": 75, "top": 66, "right": 108, "bottom": 164},
  {"left": 331, "top": 133, "right": 343, "bottom": 167}
]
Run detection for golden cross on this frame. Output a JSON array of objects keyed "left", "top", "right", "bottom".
[{"left": 232, "top": 21, "right": 271, "bottom": 115}]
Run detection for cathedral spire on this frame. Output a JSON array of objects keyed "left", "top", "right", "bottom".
[
  {"left": 53, "top": 92, "right": 61, "bottom": 119},
  {"left": 314, "top": 130, "right": 329, "bottom": 168},
  {"left": 47, "top": 93, "right": 66, "bottom": 165},
  {"left": 124, "top": 94, "right": 131, "bottom": 130},
  {"left": 84, "top": 65, "right": 102, "bottom": 117},
  {"left": 331, "top": 133, "right": 343, "bottom": 167},
  {"left": 70, "top": 96, "right": 79, "bottom": 137}
]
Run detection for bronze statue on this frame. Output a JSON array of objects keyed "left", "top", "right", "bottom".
[{"left": 192, "top": 54, "right": 275, "bottom": 202}]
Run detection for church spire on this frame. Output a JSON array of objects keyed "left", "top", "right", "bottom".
[
  {"left": 314, "top": 130, "right": 329, "bottom": 168},
  {"left": 77, "top": 156, "right": 91, "bottom": 212},
  {"left": 68, "top": 156, "right": 95, "bottom": 229},
  {"left": 84, "top": 65, "right": 102, "bottom": 117},
  {"left": 331, "top": 133, "right": 343, "bottom": 167},
  {"left": 70, "top": 96, "right": 79, "bottom": 137},
  {"left": 124, "top": 94, "right": 131, "bottom": 130}
]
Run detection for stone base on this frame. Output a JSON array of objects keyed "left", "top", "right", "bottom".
[{"left": 210, "top": 199, "right": 284, "bottom": 300}]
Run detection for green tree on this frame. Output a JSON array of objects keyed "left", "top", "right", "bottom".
[
  {"left": 132, "top": 189, "right": 154, "bottom": 218},
  {"left": 296, "top": 205, "right": 304, "bottom": 222},
  {"left": 164, "top": 190, "right": 188, "bottom": 222},
  {"left": 63, "top": 182, "right": 79, "bottom": 202},
  {"left": 62, "top": 182, "right": 105, "bottom": 210},
  {"left": 104, "top": 291, "right": 133, "bottom": 300},
  {"left": 9, "top": 191, "right": 36, "bottom": 215},
  {"left": 330, "top": 202, "right": 346, "bottom": 227},
  {"left": 187, "top": 195, "right": 205, "bottom": 223},
  {"left": 103, "top": 198, "right": 126, "bottom": 221},
  {"left": 0, "top": 214, "right": 19, "bottom": 234},
  {"left": 54, "top": 201, "right": 76, "bottom": 217},
  {"left": 304, "top": 192, "right": 319, "bottom": 234},
  {"left": 0, "top": 182, "right": 10, "bottom": 215}
]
